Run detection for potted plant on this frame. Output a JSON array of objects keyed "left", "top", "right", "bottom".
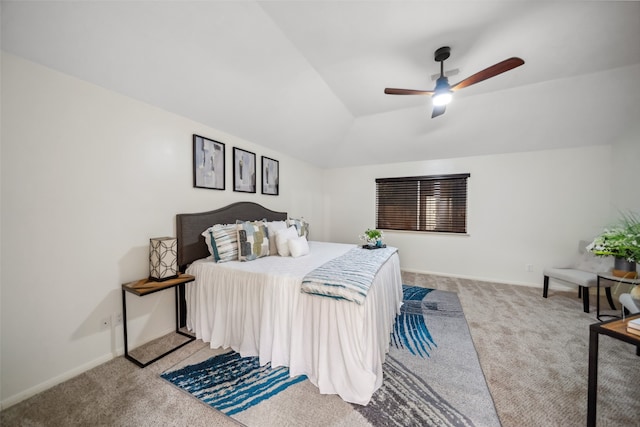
[
  {"left": 360, "top": 228, "right": 384, "bottom": 248},
  {"left": 586, "top": 211, "right": 640, "bottom": 278}
]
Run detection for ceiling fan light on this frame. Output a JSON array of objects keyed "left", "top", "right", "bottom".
[{"left": 432, "top": 91, "right": 452, "bottom": 106}]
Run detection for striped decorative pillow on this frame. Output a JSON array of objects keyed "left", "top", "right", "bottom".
[
  {"left": 236, "top": 221, "right": 270, "bottom": 261},
  {"left": 201, "top": 224, "right": 239, "bottom": 263}
]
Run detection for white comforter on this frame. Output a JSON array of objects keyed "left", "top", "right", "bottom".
[{"left": 185, "top": 241, "right": 403, "bottom": 405}]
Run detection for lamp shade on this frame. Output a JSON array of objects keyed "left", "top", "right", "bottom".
[{"left": 149, "top": 237, "right": 178, "bottom": 281}]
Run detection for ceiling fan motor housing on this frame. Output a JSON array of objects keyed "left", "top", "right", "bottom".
[
  {"left": 434, "top": 76, "right": 450, "bottom": 90},
  {"left": 433, "top": 47, "right": 453, "bottom": 107}
]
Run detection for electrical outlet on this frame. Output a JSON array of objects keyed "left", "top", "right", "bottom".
[
  {"left": 100, "top": 316, "right": 111, "bottom": 330},
  {"left": 526, "top": 264, "right": 534, "bottom": 272},
  {"left": 112, "top": 312, "right": 123, "bottom": 325}
]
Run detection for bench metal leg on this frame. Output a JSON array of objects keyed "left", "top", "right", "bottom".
[
  {"left": 582, "top": 286, "right": 590, "bottom": 313},
  {"left": 543, "top": 276, "right": 549, "bottom": 298}
]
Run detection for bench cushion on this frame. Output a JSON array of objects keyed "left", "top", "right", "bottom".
[{"left": 543, "top": 267, "right": 597, "bottom": 288}]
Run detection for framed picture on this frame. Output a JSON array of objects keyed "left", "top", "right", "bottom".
[
  {"left": 193, "top": 134, "right": 225, "bottom": 190},
  {"left": 261, "top": 156, "right": 279, "bottom": 196},
  {"left": 233, "top": 147, "right": 256, "bottom": 193}
]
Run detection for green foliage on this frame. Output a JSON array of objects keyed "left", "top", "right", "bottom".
[
  {"left": 360, "top": 228, "right": 384, "bottom": 245},
  {"left": 587, "top": 211, "right": 640, "bottom": 263}
]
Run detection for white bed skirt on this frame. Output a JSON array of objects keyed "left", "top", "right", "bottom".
[{"left": 185, "top": 241, "right": 403, "bottom": 405}]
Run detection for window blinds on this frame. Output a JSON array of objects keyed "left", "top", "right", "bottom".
[{"left": 375, "top": 173, "right": 470, "bottom": 233}]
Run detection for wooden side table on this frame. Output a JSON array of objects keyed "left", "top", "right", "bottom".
[
  {"left": 587, "top": 314, "right": 640, "bottom": 427},
  {"left": 122, "top": 274, "right": 195, "bottom": 367}
]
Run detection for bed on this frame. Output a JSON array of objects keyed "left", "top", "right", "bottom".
[{"left": 176, "top": 202, "right": 403, "bottom": 405}]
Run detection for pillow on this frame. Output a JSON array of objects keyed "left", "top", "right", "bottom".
[
  {"left": 267, "top": 221, "right": 287, "bottom": 255},
  {"left": 288, "top": 236, "right": 310, "bottom": 258},
  {"left": 201, "top": 224, "right": 238, "bottom": 263},
  {"left": 276, "top": 226, "right": 299, "bottom": 257},
  {"left": 236, "top": 220, "right": 270, "bottom": 261},
  {"left": 287, "top": 217, "right": 310, "bottom": 239}
]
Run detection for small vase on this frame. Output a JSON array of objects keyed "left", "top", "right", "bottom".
[
  {"left": 376, "top": 239, "right": 383, "bottom": 248},
  {"left": 613, "top": 256, "right": 638, "bottom": 279}
]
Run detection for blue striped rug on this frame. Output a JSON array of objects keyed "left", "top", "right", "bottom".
[
  {"left": 161, "top": 286, "right": 499, "bottom": 426},
  {"left": 161, "top": 351, "right": 306, "bottom": 415},
  {"left": 391, "top": 285, "right": 436, "bottom": 357}
]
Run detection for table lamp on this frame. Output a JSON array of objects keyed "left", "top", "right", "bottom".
[{"left": 149, "top": 237, "right": 178, "bottom": 281}]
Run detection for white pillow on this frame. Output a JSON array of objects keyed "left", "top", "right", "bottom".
[
  {"left": 288, "top": 236, "right": 310, "bottom": 258},
  {"left": 276, "top": 226, "right": 299, "bottom": 257},
  {"left": 267, "top": 221, "right": 287, "bottom": 255}
]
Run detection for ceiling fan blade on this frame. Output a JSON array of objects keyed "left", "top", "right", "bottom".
[
  {"left": 451, "top": 57, "right": 524, "bottom": 91},
  {"left": 431, "top": 105, "right": 446, "bottom": 118},
  {"left": 385, "top": 88, "right": 434, "bottom": 95}
]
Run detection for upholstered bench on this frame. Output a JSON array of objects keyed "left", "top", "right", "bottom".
[
  {"left": 543, "top": 268, "right": 616, "bottom": 313},
  {"left": 543, "top": 242, "right": 615, "bottom": 313}
]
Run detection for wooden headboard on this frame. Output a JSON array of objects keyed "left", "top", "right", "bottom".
[{"left": 176, "top": 201, "right": 287, "bottom": 271}]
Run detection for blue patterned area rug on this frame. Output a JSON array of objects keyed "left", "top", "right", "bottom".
[{"left": 161, "top": 286, "right": 500, "bottom": 426}]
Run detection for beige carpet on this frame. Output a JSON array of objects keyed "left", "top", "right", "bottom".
[
  {"left": 403, "top": 272, "right": 640, "bottom": 427},
  {"left": 2, "top": 273, "right": 639, "bottom": 426}
]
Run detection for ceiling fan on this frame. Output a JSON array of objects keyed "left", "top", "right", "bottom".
[{"left": 385, "top": 47, "right": 524, "bottom": 118}]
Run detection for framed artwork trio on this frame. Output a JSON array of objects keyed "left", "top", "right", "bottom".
[{"left": 192, "top": 134, "right": 279, "bottom": 196}]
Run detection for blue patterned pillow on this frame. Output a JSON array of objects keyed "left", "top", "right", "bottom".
[
  {"left": 201, "top": 224, "right": 238, "bottom": 263},
  {"left": 287, "top": 217, "right": 309, "bottom": 239},
  {"left": 236, "top": 221, "right": 270, "bottom": 261}
]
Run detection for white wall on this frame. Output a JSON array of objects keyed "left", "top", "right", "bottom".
[
  {"left": 324, "top": 146, "right": 613, "bottom": 286},
  {"left": 608, "top": 121, "right": 640, "bottom": 273},
  {"left": 0, "top": 53, "right": 325, "bottom": 407},
  {"left": 610, "top": 121, "right": 640, "bottom": 217}
]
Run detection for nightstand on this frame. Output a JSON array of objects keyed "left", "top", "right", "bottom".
[{"left": 122, "top": 274, "right": 195, "bottom": 367}]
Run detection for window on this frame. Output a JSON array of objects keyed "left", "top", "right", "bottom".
[{"left": 375, "top": 173, "right": 470, "bottom": 234}]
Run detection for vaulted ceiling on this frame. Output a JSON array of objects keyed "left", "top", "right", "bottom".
[{"left": 2, "top": 1, "right": 639, "bottom": 168}]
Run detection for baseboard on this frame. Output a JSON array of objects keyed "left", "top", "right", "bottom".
[
  {"left": 400, "top": 268, "right": 557, "bottom": 289},
  {"left": 0, "top": 352, "right": 113, "bottom": 410},
  {"left": 0, "top": 325, "right": 176, "bottom": 410}
]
